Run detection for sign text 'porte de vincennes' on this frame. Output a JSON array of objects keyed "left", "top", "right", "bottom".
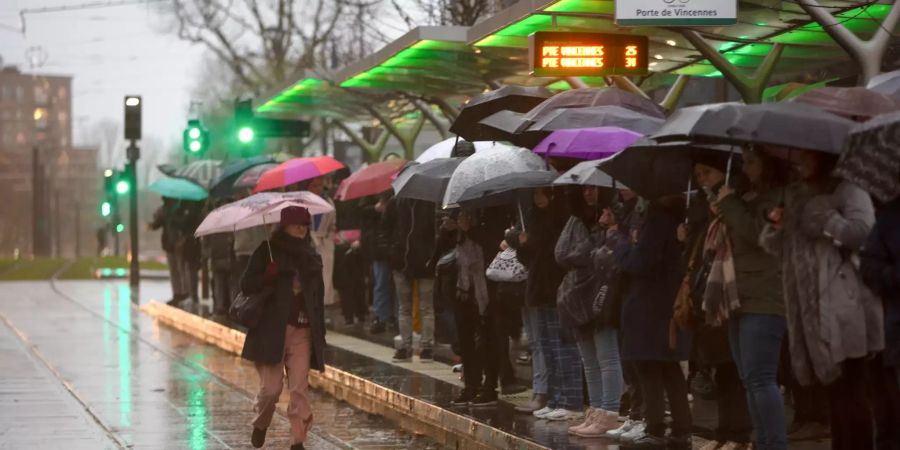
[{"left": 615, "top": 0, "right": 738, "bottom": 26}]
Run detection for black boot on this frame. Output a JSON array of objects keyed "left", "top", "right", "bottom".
[
  {"left": 290, "top": 443, "right": 305, "bottom": 450},
  {"left": 251, "top": 427, "right": 266, "bottom": 448}
]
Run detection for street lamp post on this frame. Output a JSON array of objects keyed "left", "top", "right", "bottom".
[{"left": 124, "top": 96, "right": 142, "bottom": 296}]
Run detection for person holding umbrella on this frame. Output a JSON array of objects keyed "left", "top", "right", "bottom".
[
  {"left": 605, "top": 192, "right": 693, "bottom": 450},
  {"left": 760, "top": 147, "right": 884, "bottom": 450},
  {"left": 709, "top": 148, "right": 791, "bottom": 450},
  {"left": 677, "top": 157, "right": 753, "bottom": 450},
  {"left": 240, "top": 206, "right": 326, "bottom": 450}
]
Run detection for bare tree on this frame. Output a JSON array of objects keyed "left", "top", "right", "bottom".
[
  {"left": 167, "top": 0, "right": 386, "bottom": 95},
  {"left": 391, "top": 0, "right": 497, "bottom": 26}
]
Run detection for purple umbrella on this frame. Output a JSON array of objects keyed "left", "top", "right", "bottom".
[{"left": 532, "top": 127, "right": 644, "bottom": 160}]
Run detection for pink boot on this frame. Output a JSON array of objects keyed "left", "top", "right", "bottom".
[{"left": 575, "top": 409, "right": 620, "bottom": 438}]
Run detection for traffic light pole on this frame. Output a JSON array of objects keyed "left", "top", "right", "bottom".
[{"left": 126, "top": 140, "right": 140, "bottom": 296}]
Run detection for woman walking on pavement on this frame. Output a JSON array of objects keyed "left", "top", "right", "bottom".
[{"left": 240, "top": 206, "right": 326, "bottom": 450}]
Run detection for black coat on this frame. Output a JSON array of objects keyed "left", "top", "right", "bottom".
[
  {"left": 613, "top": 204, "right": 691, "bottom": 362},
  {"left": 513, "top": 202, "right": 567, "bottom": 308},
  {"left": 384, "top": 198, "right": 437, "bottom": 279},
  {"left": 861, "top": 198, "right": 900, "bottom": 368},
  {"left": 240, "top": 230, "right": 326, "bottom": 371},
  {"left": 360, "top": 205, "right": 392, "bottom": 262}
]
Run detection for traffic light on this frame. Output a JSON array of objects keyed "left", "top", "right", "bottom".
[
  {"left": 115, "top": 222, "right": 125, "bottom": 233},
  {"left": 100, "top": 201, "right": 112, "bottom": 217},
  {"left": 124, "top": 96, "right": 142, "bottom": 140},
  {"left": 235, "top": 99, "right": 255, "bottom": 144},
  {"left": 115, "top": 179, "right": 130, "bottom": 194},
  {"left": 183, "top": 119, "right": 210, "bottom": 154}
]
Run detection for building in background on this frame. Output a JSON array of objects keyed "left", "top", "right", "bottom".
[{"left": 0, "top": 65, "right": 99, "bottom": 258}]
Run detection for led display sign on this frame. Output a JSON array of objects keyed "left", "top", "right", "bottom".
[{"left": 529, "top": 32, "right": 649, "bottom": 77}]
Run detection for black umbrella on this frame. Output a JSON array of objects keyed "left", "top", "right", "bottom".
[
  {"left": 515, "top": 106, "right": 666, "bottom": 148},
  {"left": 476, "top": 110, "right": 531, "bottom": 142},
  {"left": 391, "top": 158, "right": 462, "bottom": 203},
  {"left": 450, "top": 86, "right": 552, "bottom": 141},
  {"left": 599, "top": 139, "right": 738, "bottom": 200},
  {"left": 457, "top": 170, "right": 558, "bottom": 210},
  {"left": 524, "top": 87, "right": 665, "bottom": 125},
  {"left": 209, "top": 155, "right": 276, "bottom": 197},
  {"left": 651, "top": 102, "right": 856, "bottom": 154}
]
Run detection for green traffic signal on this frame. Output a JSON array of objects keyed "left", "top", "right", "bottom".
[
  {"left": 188, "top": 127, "right": 201, "bottom": 140},
  {"left": 115, "top": 223, "right": 125, "bottom": 233},
  {"left": 189, "top": 140, "right": 202, "bottom": 153},
  {"left": 238, "top": 126, "right": 254, "bottom": 143},
  {"left": 100, "top": 201, "right": 112, "bottom": 217},
  {"left": 115, "top": 179, "right": 130, "bottom": 194}
]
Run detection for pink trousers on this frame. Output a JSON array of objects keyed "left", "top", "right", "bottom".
[{"left": 252, "top": 325, "right": 312, "bottom": 445}]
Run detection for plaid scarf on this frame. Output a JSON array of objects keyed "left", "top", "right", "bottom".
[{"left": 701, "top": 217, "right": 740, "bottom": 326}]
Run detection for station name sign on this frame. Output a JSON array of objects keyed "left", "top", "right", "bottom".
[
  {"left": 528, "top": 32, "right": 649, "bottom": 77},
  {"left": 615, "top": 0, "right": 737, "bottom": 26}
]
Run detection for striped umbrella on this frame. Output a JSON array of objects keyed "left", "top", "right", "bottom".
[
  {"left": 160, "top": 160, "right": 223, "bottom": 189},
  {"left": 254, "top": 156, "right": 344, "bottom": 193}
]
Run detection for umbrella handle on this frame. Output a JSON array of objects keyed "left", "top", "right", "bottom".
[
  {"left": 517, "top": 201, "right": 527, "bottom": 233},
  {"left": 262, "top": 214, "right": 274, "bottom": 263},
  {"left": 724, "top": 146, "right": 735, "bottom": 186},
  {"left": 684, "top": 176, "right": 692, "bottom": 225}
]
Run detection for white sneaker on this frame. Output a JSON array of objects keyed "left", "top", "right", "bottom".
[
  {"left": 606, "top": 419, "right": 638, "bottom": 438},
  {"left": 533, "top": 406, "right": 554, "bottom": 419},
  {"left": 544, "top": 408, "right": 585, "bottom": 421},
  {"left": 620, "top": 421, "right": 647, "bottom": 441}
]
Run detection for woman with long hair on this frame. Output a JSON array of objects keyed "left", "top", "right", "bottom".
[
  {"left": 240, "top": 206, "right": 326, "bottom": 450},
  {"left": 761, "top": 148, "right": 884, "bottom": 450}
]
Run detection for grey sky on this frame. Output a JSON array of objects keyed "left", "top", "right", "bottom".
[{"left": 0, "top": 0, "right": 206, "bottom": 149}]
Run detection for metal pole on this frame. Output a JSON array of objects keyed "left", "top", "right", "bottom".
[
  {"left": 53, "top": 189, "right": 60, "bottom": 257},
  {"left": 127, "top": 140, "right": 140, "bottom": 294},
  {"left": 31, "top": 145, "right": 44, "bottom": 257},
  {"left": 74, "top": 199, "right": 81, "bottom": 257}
]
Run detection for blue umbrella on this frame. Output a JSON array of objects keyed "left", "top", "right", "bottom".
[{"left": 149, "top": 177, "right": 209, "bottom": 201}]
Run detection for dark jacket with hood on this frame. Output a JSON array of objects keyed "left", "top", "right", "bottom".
[
  {"left": 240, "top": 229, "right": 326, "bottom": 371},
  {"left": 360, "top": 201, "right": 392, "bottom": 262},
  {"left": 384, "top": 197, "right": 437, "bottom": 279},
  {"left": 612, "top": 203, "right": 691, "bottom": 362},
  {"left": 861, "top": 197, "right": 900, "bottom": 368},
  {"left": 511, "top": 199, "right": 568, "bottom": 308}
]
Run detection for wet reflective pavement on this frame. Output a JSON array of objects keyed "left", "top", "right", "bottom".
[{"left": 0, "top": 280, "right": 443, "bottom": 450}]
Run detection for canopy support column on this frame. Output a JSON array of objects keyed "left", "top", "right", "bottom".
[
  {"left": 332, "top": 119, "right": 391, "bottom": 163},
  {"left": 606, "top": 76, "right": 652, "bottom": 99},
  {"left": 366, "top": 106, "right": 427, "bottom": 160},
  {"left": 431, "top": 97, "right": 460, "bottom": 123},
  {"left": 797, "top": 0, "right": 900, "bottom": 85},
  {"left": 681, "top": 30, "right": 784, "bottom": 103},
  {"left": 411, "top": 98, "right": 449, "bottom": 139},
  {"left": 661, "top": 75, "right": 690, "bottom": 112},
  {"left": 565, "top": 77, "right": 588, "bottom": 89}
]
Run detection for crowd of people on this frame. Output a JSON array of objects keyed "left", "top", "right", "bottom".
[{"left": 152, "top": 136, "right": 899, "bottom": 450}]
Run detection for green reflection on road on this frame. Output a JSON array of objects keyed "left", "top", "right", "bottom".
[
  {"left": 117, "top": 284, "right": 132, "bottom": 427},
  {"left": 183, "top": 353, "right": 210, "bottom": 450}
]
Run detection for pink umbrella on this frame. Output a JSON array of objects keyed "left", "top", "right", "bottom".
[
  {"left": 254, "top": 156, "right": 345, "bottom": 193},
  {"left": 194, "top": 191, "right": 334, "bottom": 236},
  {"left": 334, "top": 159, "right": 407, "bottom": 201}
]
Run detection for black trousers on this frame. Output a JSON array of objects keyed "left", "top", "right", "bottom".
[
  {"left": 870, "top": 358, "right": 900, "bottom": 450},
  {"left": 634, "top": 360, "right": 693, "bottom": 438},
  {"left": 211, "top": 269, "right": 232, "bottom": 315},
  {"left": 623, "top": 361, "right": 645, "bottom": 420},
  {"left": 454, "top": 293, "right": 489, "bottom": 393},
  {"left": 715, "top": 362, "right": 753, "bottom": 443},
  {"left": 828, "top": 358, "right": 876, "bottom": 450}
]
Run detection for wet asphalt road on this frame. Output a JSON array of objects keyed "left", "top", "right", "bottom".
[{"left": 0, "top": 279, "right": 442, "bottom": 450}]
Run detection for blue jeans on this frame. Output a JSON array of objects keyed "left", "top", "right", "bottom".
[
  {"left": 577, "top": 327, "right": 624, "bottom": 411},
  {"left": 522, "top": 307, "right": 549, "bottom": 395},
  {"left": 728, "top": 313, "right": 787, "bottom": 450},
  {"left": 533, "top": 307, "right": 583, "bottom": 410},
  {"left": 371, "top": 260, "right": 395, "bottom": 322}
]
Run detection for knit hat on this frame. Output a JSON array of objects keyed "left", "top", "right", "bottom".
[{"left": 280, "top": 206, "right": 311, "bottom": 225}]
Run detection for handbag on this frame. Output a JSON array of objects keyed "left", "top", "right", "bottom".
[
  {"left": 229, "top": 287, "right": 273, "bottom": 329},
  {"left": 485, "top": 248, "right": 528, "bottom": 282}
]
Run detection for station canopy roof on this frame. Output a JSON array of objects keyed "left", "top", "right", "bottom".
[{"left": 259, "top": 0, "right": 897, "bottom": 115}]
